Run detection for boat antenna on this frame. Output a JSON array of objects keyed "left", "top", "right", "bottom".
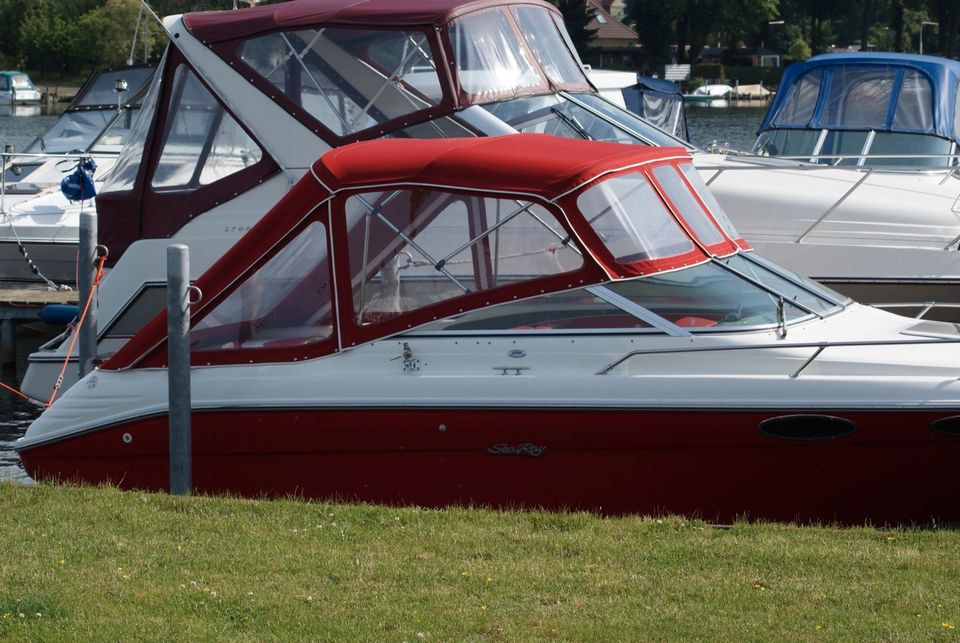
[{"left": 128, "top": 1, "right": 164, "bottom": 65}]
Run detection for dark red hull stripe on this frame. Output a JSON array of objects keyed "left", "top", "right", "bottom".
[{"left": 20, "top": 408, "right": 960, "bottom": 525}]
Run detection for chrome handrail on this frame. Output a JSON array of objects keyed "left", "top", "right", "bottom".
[{"left": 596, "top": 336, "right": 960, "bottom": 378}]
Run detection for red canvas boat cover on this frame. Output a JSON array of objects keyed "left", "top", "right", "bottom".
[
  {"left": 184, "top": 0, "right": 554, "bottom": 43},
  {"left": 313, "top": 135, "right": 687, "bottom": 198},
  {"left": 105, "top": 134, "right": 742, "bottom": 371}
]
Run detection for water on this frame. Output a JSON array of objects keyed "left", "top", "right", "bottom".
[
  {"left": 1, "top": 111, "right": 59, "bottom": 483},
  {"left": 686, "top": 103, "right": 768, "bottom": 152},
  {"left": 0, "top": 104, "right": 768, "bottom": 483}
]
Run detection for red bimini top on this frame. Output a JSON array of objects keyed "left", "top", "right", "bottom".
[
  {"left": 105, "top": 134, "right": 746, "bottom": 370},
  {"left": 183, "top": 0, "right": 546, "bottom": 42}
]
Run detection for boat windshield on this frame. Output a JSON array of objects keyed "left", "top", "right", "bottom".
[
  {"left": 24, "top": 110, "right": 121, "bottom": 154},
  {"left": 416, "top": 252, "right": 842, "bottom": 333},
  {"left": 479, "top": 93, "right": 686, "bottom": 147},
  {"left": 11, "top": 74, "right": 33, "bottom": 90},
  {"left": 23, "top": 67, "right": 154, "bottom": 154},
  {"left": 754, "top": 128, "right": 956, "bottom": 167},
  {"left": 100, "top": 53, "right": 166, "bottom": 192}
]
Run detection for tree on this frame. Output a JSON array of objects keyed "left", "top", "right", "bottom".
[
  {"left": 19, "top": 0, "right": 74, "bottom": 75},
  {"left": 549, "top": 0, "right": 598, "bottom": 57}
]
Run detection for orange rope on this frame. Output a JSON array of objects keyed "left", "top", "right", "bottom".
[
  {"left": 46, "top": 254, "right": 107, "bottom": 408},
  {"left": 0, "top": 380, "right": 34, "bottom": 402}
]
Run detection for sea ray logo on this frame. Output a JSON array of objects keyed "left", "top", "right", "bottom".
[{"left": 487, "top": 442, "right": 546, "bottom": 457}]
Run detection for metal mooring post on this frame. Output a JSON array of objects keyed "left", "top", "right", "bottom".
[
  {"left": 167, "top": 244, "right": 192, "bottom": 495},
  {"left": 78, "top": 210, "right": 97, "bottom": 378}
]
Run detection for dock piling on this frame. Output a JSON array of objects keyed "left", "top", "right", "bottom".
[{"left": 167, "top": 244, "right": 192, "bottom": 495}]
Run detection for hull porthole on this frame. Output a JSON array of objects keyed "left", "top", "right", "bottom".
[
  {"left": 759, "top": 415, "right": 857, "bottom": 441},
  {"left": 932, "top": 416, "right": 960, "bottom": 436}
]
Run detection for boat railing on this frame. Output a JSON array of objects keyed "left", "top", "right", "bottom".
[
  {"left": 711, "top": 143, "right": 960, "bottom": 171},
  {"left": 872, "top": 301, "right": 960, "bottom": 319},
  {"left": 698, "top": 154, "right": 960, "bottom": 245},
  {"left": 596, "top": 336, "right": 960, "bottom": 378}
]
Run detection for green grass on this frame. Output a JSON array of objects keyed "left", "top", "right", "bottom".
[{"left": 1, "top": 483, "right": 958, "bottom": 641}]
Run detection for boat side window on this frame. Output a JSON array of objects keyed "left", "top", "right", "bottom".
[
  {"left": 450, "top": 9, "right": 542, "bottom": 99},
  {"left": 772, "top": 69, "right": 822, "bottom": 127},
  {"left": 677, "top": 163, "right": 740, "bottom": 240},
  {"left": 237, "top": 27, "right": 442, "bottom": 140},
  {"left": 0, "top": 76, "right": 7, "bottom": 91},
  {"left": 191, "top": 222, "right": 333, "bottom": 351},
  {"left": 101, "top": 50, "right": 166, "bottom": 193},
  {"left": 651, "top": 164, "right": 724, "bottom": 246},
  {"left": 346, "top": 190, "right": 583, "bottom": 325},
  {"left": 577, "top": 172, "right": 694, "bottom": 263},
  {"left": 893, "top": 70, "right": 934, "bottom": 131},
  {"left": 150, "top": 65, "right": 264, "bottom": 191},
  {"left": 100, "top": 284, "right": 168, "bottom": 340}
]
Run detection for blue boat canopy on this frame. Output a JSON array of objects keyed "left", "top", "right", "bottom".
[
  {"left": 759, "top": 52, "right": 960, "bottom": 144},
  {"left": 621, "top": 76, "right": 689, "bottom": 142}
]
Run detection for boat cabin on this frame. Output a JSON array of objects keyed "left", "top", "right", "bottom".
[
  {"left": 754, "top": 53, "right": 960, "bottom": 166},
  {"left": 105, "top": 134, "right": 846, "bottom": 370}
]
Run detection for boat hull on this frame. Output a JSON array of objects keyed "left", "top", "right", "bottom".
[
  {"left": 0, "top": 239, "right": 77, "bottom": 284},
  {"left": 19, "top": 407, "right": 960, "bottom": 525}
]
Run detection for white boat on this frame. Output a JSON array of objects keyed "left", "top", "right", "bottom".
[
  {"left": 0, "top": 71, "right": 41, "bottom": 105},
  {"left": 684, "top": 83, "right": 731, "bottom": 104},
  {"left": 703, "top": 52, "right": 960, "bottom": 319},
  {"left": 1, "top": 65, "right": 155, "bottom": 284},
  {"left": 18, "top": 134, "right": 960, "bottom": 525}
]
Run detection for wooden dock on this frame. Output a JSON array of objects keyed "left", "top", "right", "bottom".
[{"left": 0, "top": 287, "right": 77, "bottom": 364}]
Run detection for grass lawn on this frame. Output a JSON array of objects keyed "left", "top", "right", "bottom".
[{"left": 1, "top": 482, "right": 958, "bottom": 640}]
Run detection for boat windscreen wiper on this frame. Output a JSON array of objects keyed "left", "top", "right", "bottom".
[{"left": 550, "top": 106, "right": 592, "bottom": 140}]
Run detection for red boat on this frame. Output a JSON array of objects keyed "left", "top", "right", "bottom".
[{"left": 17, "top": 135, "right": 960, "bottom": 524}]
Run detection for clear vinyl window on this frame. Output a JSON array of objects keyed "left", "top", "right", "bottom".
[
  {"left": 150, "top": 65, "right": 263, "bottom": 191},
  {"left": 450, "top": 9, "right": 542, "bottom": 99},
  {"left": 238, "top": 27, "right": 442, "bottom": 139},
  {"left": 191, "top": 222, "right": 333, "bottom": 351},
  {"left": 577, "top": 172, "right": 694, "bottom": 263},
  {"left": 651, "top": 164, "right": 724, "bottom": 246},
  {"left": 346, "top": 189, "right": 582, "bottom": 325}
]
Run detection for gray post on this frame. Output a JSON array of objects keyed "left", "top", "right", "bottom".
[
  {"left": 167, "top": 244, "right": 192, "bottom": 495},
  {"left": 78, "top": 210, "right": 98, "bottom": 378}
]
